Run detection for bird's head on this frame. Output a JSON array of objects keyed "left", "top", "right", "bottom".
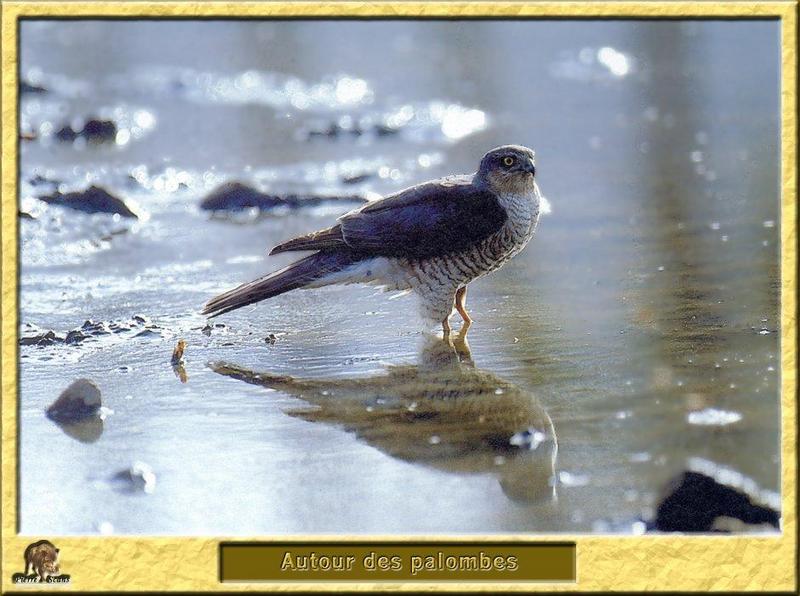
[{"left": 476, "top": 145, "right": 537, "bottom": 196}]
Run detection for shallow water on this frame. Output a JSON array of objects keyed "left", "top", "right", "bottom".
[{"left": 19, "top": 20, "right": 780, "bottom": 534}]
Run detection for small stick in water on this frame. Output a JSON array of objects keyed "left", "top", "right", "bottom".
[
  {"left": 171, "top": 339, "right": 188, "bottom": 383},
  {"left": 171, "top": 339, "right": 186, "bottom": 365}
]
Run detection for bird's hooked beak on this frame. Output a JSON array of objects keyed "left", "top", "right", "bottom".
[{"left": 523, "top": 158, "right": 536, "bottom": 175}]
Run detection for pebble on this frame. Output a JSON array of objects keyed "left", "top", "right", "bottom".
[
  {"left": 46, "top": 379, "right": 102, "bottom": 423},
  {"left": 64, "top": 329, "right": 88, "bottom": 344},
  {"left": 38, "top": 185, "right": 138, "bottom": 218},
  {"left": 55, "top": 118, "right": 118, "bottom": 143},
  {"left": 19, "top": 330, "right": 64, "bottom": 346},
  {"left": 20, "top": 316, "right": 160, "bottom": 348},
  {"left": 111, "top": 461, "right": 156, "bottom": 494},
  {"left": 199, "top": 181, "right": 366, "bottom": 212},
  {"left": 20, "top": 79, "right": 47, "bottom": 94}
]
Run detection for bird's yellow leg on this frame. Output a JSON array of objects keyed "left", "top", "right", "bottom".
[
  {"left": 442, "top": 316, "right": 451, "bottom": 339},
  {"left": 455, "top": 286, "right": 472, "bottom": 325}
]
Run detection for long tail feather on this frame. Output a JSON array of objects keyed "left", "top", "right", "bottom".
[{"left": 202, "top": 251, "right": 359, "bottom": 317}]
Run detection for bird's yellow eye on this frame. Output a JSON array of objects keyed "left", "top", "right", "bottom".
[{"left": 502, "top": 156, "right": 515, "bottom": 167}]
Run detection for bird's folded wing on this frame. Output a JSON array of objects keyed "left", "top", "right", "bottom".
[
  {"left": 339, "top": 179, "right": 508, "bottom": 258},
  {"left": 269, "top": 226, "right": 346, "bottom": 255}
]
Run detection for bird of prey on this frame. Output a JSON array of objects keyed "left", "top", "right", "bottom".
[{"left": 202, "top": 145, "right": 543, "bottom": 334}]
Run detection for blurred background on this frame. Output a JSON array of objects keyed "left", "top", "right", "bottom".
[{"left": 19, "top": 20, "right": 780, "bottom": 534}]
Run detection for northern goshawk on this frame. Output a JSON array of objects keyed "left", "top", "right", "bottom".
[{"left": 203, "top": 145, "right": 543, "bottom": 334}]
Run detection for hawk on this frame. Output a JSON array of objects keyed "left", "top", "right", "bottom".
[{"left": 203, "top": 145, "right": 543, "bottom": 334}]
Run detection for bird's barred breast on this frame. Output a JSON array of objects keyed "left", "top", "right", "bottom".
[{"left": 405, "top": 192, "right": 540, "bottom": 291}]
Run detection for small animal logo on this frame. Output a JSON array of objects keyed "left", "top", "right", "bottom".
[{"left": 11, "top": 540, "right": 70, "bottom": 584}]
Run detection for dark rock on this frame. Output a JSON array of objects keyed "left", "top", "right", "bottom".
[
  {"left": 199, "top": 182, "right": 367, "bottom": 212},
  {"left": 26, "top": 173, "right": 60, "bottom": 196},
  {"left": 38, "top": 185, "right": 138, "bottom": 218},
  {"left": 304, "top": 120, "right": 400, "bottom": 140},
  {"left": 19, "top": 330, "right": 63, "bottom": 346},
  {"left": 46, "top": 379, "right": 102, "bottom": 423},
  {"left": 134, "top": 329, "right": 161, "bottom": 339},
  {"left": 374, "top": 124, "right": 401, "bottom": 137},
  {"left": 341, "top": 173, "right": 372, "bottom": 185},
  {"left": 652, "top": 470, "right": 780, "bottom": 532},
  {"left": 111, "top": 462, "right": 156, "bottom": 494},
  {"left": 64, "top": 330, "right": 88, "bottom": 345},
  {"left": 55, "top": 118, "right": 118, "bottom": 143},
  {"left": 20, "top": 80, "right": 47, "bottom": 95},
  {"left": 38, "top": 334, "right": 63, "bottom": 346},
  {"left": 306, "top": 122, "right": 363, "bottom": 139},
  {"left": 265, "top": 333, "right": 278, "bottom": 344},
  {"left": 200, "top": 182, "right": 277, "bottom": 211},
  {"left": 23, "top": 316, "right": 158, "bottom": 349},
  {"left": 81, "top": 319, "right": 112, "bottom": 335},
  {"left": 28, "top": 174, "right": 58, "bottom": 187},
  {"left": 81, "top": 119, "right": 117, "bottom": 142},
  {"left": 55, "top": 125, "right": 79, "bottom": 143},
  {"left": 100, "top": 228, "right": 130, "bottom": 243},
  {"left": 201, "top": 322, "right": 227, "bottom": 336},
  {"left": 109, "top": 321, "right": 133, "bottom": 333}
]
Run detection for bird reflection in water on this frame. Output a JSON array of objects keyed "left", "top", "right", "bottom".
[{"left": 211, "top": 331, "right": 558, "bottom": 504}]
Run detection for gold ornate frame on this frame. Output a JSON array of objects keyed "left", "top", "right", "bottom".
[{"left": 1, "top": 1, "right": 796, "bottom": 592}]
